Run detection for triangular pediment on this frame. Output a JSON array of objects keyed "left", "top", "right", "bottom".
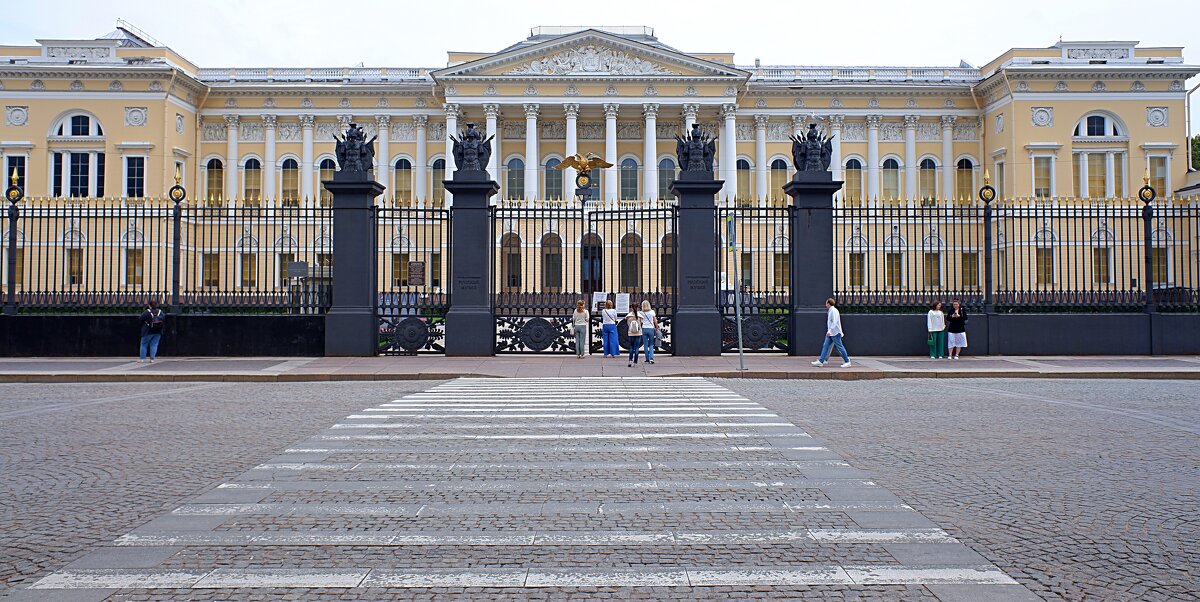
[{"left": 433, "top": 30, "right": 748, "bottom": 80}]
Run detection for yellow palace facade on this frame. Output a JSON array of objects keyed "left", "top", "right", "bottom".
[{"left": 0, "top": 24, "right": 1197, "bottom": 300}]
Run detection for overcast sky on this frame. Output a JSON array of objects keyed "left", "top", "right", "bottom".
[{"left": 1, "top": 0, "right": 1197, "bottom": 129}]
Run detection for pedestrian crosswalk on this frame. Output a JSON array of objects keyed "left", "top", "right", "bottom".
[{"left": 27, "top": 377, "right": 1029, "bottom": 598}]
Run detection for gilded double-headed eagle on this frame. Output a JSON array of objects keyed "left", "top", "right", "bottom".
[{"left": 555, "top": 153, "right": 612, "bottom": 175}]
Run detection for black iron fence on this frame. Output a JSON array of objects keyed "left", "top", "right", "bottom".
[
  {"left": 717, "top": 205, "right": 791, "bottom": 351},
  {"left": 376, "top": 206, "right": 451, "bottom": 354}
]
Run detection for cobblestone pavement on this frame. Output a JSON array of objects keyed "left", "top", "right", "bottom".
[
  {"left": 9, "top": 377, "right": 1035, "bottom": 600},
  {"left": 0, "top": 382, "right": 430, "bottom": 595},
  {"left": 720, "top": 378, "right": 1200, "bottom": 602}
]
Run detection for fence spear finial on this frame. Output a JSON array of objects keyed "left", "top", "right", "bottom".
[
  {"left": 174, "top": 165, "right": 181, "bottom": 186},
  {"left": 9, "top": 167, "right": 18, "bottom": 186}
]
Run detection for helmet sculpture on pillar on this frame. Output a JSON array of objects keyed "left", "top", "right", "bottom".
[
  {"left": 449, "top": 123, "right": 495, "bottom": 172},
  {"left": 332, "top": 123, "right": 377, "bottom": 173},
  {"left": 790, "top": 123, "right": 834, "bottom": 172}
]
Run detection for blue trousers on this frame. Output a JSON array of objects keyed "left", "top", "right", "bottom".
[
  {"left": 139, "top": 333, "right": 161, "bottom": 360},
  {"left": 628, "top": 335, "right": 642, "bottom": 363},
  {"left": 642, "top": 328, "right": 656, "bottom": 361},
  {"left": 601, "top": 323, "right": 619, "bottom": 356},
  {"left": 818, "top": 334, "right": 849, "bottom": 363}
]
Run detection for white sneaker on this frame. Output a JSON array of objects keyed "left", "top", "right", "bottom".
[
  {"left": 840, "top": 362, "right": 852, "bottom": 368},
  {"left": 810, "top": 360, "right": 825, "bottom": 367}
]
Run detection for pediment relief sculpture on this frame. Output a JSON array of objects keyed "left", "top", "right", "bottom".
[{"left": 504, "top": 44, "right": 678, "bottom": 76}]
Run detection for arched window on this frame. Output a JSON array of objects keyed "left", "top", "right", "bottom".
[
  {"left": 770, "top": 159, "right": 789, "bottom": 198},
  {"left": 620, "top": 158, "right": 639, "bottom": 200},
  {"left": 619, "top": 232, "right": 642, "bottom": 291},
  {"left": 581, "top": 233, "right": 603, "bottom": 295},
  {"left": 205, "top": 158, "right": 224, "bottom": 205},
  {"left": 955, "top": 158, "right": 974, "bottom": 201},
  {"left": 431, "top": 158, "right": 446, "bottom": 204},
  {"left": 500, "top": 233, "right": 521, "bottom": 291},
  {"left": 919, "top": 159, "right": 938, "bottom": 202},
  {"left": 243, "top": 158, "right": 262, "bottom": 206},
  {"left": 1074, "top": 114, "right": 1122, "bottom": 137},
  {"left": 658, "top": 158, "right": 676, "bottom": 200},
  {"left": 660, "top": 234, "right": 675, "bottom": 291},
  {"left": 882, "top": 158, "right": 901, "bottom": 201},
  {"left": 55, "top": 113, "right": 103, "bottom": 137},
  {"left": 545, "top": 158, "right": 563, "bottom": 200},
  {"left": 843, "top": 159, "right": 863, "bottom": 205},
  {"left": 280, "top": 158, "right": 299, "bottom": 206},
  {"left": 736, "top": 159, "right": 751, "bottom": 202},
  {"left": 393, "top": 158, "right": 412, "bottom": 205},
  {"left": 506, "top": 158, "right": 525, "bottom": 199},
  {"left": 317, "top": 158, "right": 337, "bottom": 207},
  {"left": 51, "top": 112, "right": 105, "bottom": 198},
  {"left": 541, "top": 233, "right": 562, "bottom": 291}
]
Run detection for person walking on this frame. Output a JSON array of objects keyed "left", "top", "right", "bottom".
[
  {"left": 639, "top": 300, "right": 660, "bottom": 365},
  {"left": 946, "top": 299, "right": 969, "bottom": 359},
  {"left": 811, "top": 297, "right": 851, "bottom": 368},
  {"left": 626, "top": 308, "right": 643, "bottom": 367},
  {"left": 571, "top": 300, "right": 589, "bottom": 359},
  {"left": 927, "top": 301, "right": 947, "bottom": 359},
  {"left": 138, "top": 300, "right": 166, "bottom": 363},
  {"left": 600, "top": 299, "right": 620, "bottom": 358}
]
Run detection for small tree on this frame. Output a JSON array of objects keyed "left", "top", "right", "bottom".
[{"left": 1192, "top": 134, "right": 1200, "bottom": 170}]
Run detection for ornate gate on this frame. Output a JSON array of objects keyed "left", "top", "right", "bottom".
[
  {"left": 377, "top": 206, "right": 451, "bottom": 354},
  {"left": 717, "top": 205, "right": 791, "bottom": 352}
]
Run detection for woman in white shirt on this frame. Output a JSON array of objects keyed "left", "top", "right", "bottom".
[
  {"left": 600, "top": 300, "right": 619, "bottom": 358},
  {"left": 639, "top": 300, "right": 660, "bottom": 364},
  {"left": 926, "top": 301, "right": 946, "bottom": 359},
  {"left": 571, "top": 300, "right": 589, "bottom": 359}
]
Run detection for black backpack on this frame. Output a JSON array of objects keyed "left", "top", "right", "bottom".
[{"left": 147, "top": 309, "right": 165, "bottom": 334}]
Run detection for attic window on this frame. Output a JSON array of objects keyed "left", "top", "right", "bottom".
[
  {"left": 1147, "top": 59, "right": 1164, "bottom": 64},
  {"left": 68, "top": 59, "right": 87, "bottom": 65},
  {"left": 1089, "top": 60, "right": 1106, "bottom": 64},
  {"left": 1032, "top": 60, "right": 1050, "bottom": 65}
]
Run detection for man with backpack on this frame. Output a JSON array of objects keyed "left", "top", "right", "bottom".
[{"left": 138, "top": 300, "right": 166, "bottom": 363}]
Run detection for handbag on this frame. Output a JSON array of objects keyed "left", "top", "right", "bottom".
[{"left": 654, "top": 328, "right": 663, "bottom": 347}]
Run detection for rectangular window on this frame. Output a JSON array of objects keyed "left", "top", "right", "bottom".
[
  {"left": 53, "top": 153, "right": 64, "bottom": 197},
  {"left": 740, "top": 252, "right": 752, "bottom": 287},
  {"left": 6, "top": 155, "right": 26, "bottom": 190},
  {"left": 1072, "top": 155, "right": 1082, "bottom": 197},
  {"left": 885, "top": 252, "right": 903, "bottom": 287},
  {"left": 1114, "top": 153, "right": 1124, "bottom": 197},
  {"left": 1035, "top": 247, "right": 1054, "bottom": 285},
  {"left": 1092, "top": 247, "right": 1112, "bottom": 284},
  {"left": 922, "top": 252, "right": 941, "bottom": 287},
  {"left": 281, "top": 168, "right": 300, "bottom": 206},
  {"left": 124, "top": 248, "right": 144, "bottom": 286},
  {"left": 1087, "top": 153, "right": 1106, "bottom": 198},
  {"left": 1150, "top": 247, "right": 1169, "bottom": 286},
  {"left": 848, "top": 252, "right": 866, "bottom": 287},
  {"left": 773, "top": 253, "right": 790, "bottom": 287},
  {"left": 277, "top": 253, "right": 295, "bottom": 287},
  {"left": 997, "top": 249, "right": 1008, "bottom": 288},
  {"left": 1034, "top": 156, "right": 1052, "bottom": 198},
  {"left": 202, "top": 253, "right": 220, "bottom": 288},
  {"left": 660, "top": 249, "right": 675, "bottom": 290},
  {"left": 882, "top": 168, "right": 900, "bottom": 201},
  {"left": 66, "top": 248, "right": 83, "bottom": 286},
  {"left": 620, "top": 251, "right": 640, "bottom": 291},
  {"left": 125, "top": 156, "right": 145, "bottom": 198},
  {"left": 430, "top": 252, "right": 442, "bottom": 288},
  {"left": 206, "top": 164, "right": 224, "bottom": 205},
  {"left": 71, "top": 115, "right": 90, "bottom": 136},
  {"left": 319, "top": 165, "right": 335, "bottom": 207},
  {"left": 1148, "top": 156, "right": 1167, "bottom": 197},
  {"left": 919, "top": 168, "right": 937, "bottom": 201},
  {"left": 545, "top": 165, "right": 563, "bottom": 200},
  {"left": 239, "top": 253, "right": 258, "bottom": 288},
  {"left": 961, "top": 252, "right": 979, "bottom": 289},
  {"left": 844, "top": 169, "right": 862, "bottom": 205},
  {"left": 244, "top": 169, "right": 262, "bottom": 206},
  {"left": 431, "top": 166, "right": 445, "bottom": 204},
  {"left": 96, "top": 153, "right": 104, "bottom": 197},
  {"left": 69, "top": 153, "right": 89, "bottom": 197},
  {"left": 542, "top": 249, "right": 562, "bottom": 291},
  {"left": 507, "top": 168, "right": 525, "bottom": 200},
  {"left": 392, "top": 252, "right": 410, "bottom": 287}
]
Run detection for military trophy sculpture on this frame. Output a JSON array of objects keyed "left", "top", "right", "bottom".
[
  {"left": 331, "top": 122, "right": 377, "bottom": 177},
  {"left": 555, "top": 153, "right": 612, "bottom": 200},
  {"left": 675, "top": 123, "right": 718, "bottom": 180},
  {"left": 789, "top": 122, "right": 835, "bottom": 179},
  {"left": 448, "top": 123, "right": 495, "bottom": 180}
]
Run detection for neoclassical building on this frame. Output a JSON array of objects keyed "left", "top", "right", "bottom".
[{"left": 1, "top": 24, "right": 1197, "bottom": 205}]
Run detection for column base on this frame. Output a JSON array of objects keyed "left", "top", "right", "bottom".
[
  {"left": 444, "top": 307, "right": 496, "bottom": 357},
  {"left": 672, "top": 307, "right": 723, "bottom": 356},
  {"left": 325, "top": 307, "right": 378, "bottom": 357}
]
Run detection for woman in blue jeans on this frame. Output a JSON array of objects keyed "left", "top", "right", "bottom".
[
  {"left": 626, "top": 310, "right": 643, "bottom": 367},
  {"left": 639, "top": 300, "right": 659, "bottom": 364}
]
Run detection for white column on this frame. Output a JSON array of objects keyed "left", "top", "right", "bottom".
[
  {"left": 1078, "top": 152, "right": 1089, "bottom": 198},
  {"left": 1105, "top": 151, "right": 1115, "bottom": 198},
  {"left": 603, "top": 103, "right": 619, "bottom": 203},
  {"left": 413, "top": 115, "right": 428, "bottom": 203},
  {"left": 523, "top": 104, "right": 539, "bottom": 200},
  {"left": 563, "top": 103, "right": 579, "bottom": 199},
  {"left": 828, "top": 114, "right": 844, "bottom": 184},
  {"left": 754, "top": 114, "right": 768, "bottom": 204},
  {"left": 903, "top": 115, "right": 918, "bottom": 201},
  {"left": 791, "top": 114, "right": 805, "bottom": 137},
  {"left": 643, "top": 103, "right": 659, "bottom": 201},
  {"left": 376, "top": 115, "right": 390, "bottom": 191},
  {"left": 941, "top": 115, "right": 956, "bottom": 201},
  {"left": 263, "top": 115, "right": 277, "bottom": 204},
  {"left": 444, "top": 103, "right": 459, "bottom": 206},
  {"left": 484, "top": 104, "right": 500, "bottom": 180},
  {"left": 682, "top": 103, "right": 699, "bottom": 132},
  {"left": 300, "top": 114, "right": 314, "bottom": 204},
  {"left": 89, "top": 152, "right": 98, "bottom": 197},
  {"left": 224, "top": 114, "right": 239, "bottom": 205},
  {"left": 721, "top": 104, "right": 737, "bottom": 201},
  {"left": 866, "top": 115, "right": 881, "bottom": 202}
]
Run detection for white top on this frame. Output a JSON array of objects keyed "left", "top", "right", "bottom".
[
  {"left": 927, "top": 310, "right": 945, "bottom": 332},
  {"left": 572, "top": 309, "right": 589, "bottom": 326},
  {"left": 626, "top": 313, "right": 643, "bottom": 336},
  {"left": 826, "top": 306, "right": 843, "bottom": 337},
  {"left": 601, "top": 308, "right": 619, "bottom": 325},
  {"left": 641, "top": 309, "right": 657, "bottom": 329}
]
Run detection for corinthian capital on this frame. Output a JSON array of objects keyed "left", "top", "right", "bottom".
[
  {"left": 754, "top": 114, "right": 769, "bottom": 128},
  {"left": 563, "top": 103, "right": 580, "bottom": 119},
  {"left": 413, "top": 114, "right": 428, "bottom": 128},
  {"left": 903, "top": 114, "right": 920, "bottom": 128},
  {"left": 720, "top": 104, "right": 738, "bottom": 119},
  {"left": 682, "top": 103, "right": 700, "bottom": 121},
  {"left": 262, "top": 114, "right": 277, "bottom": 128},
  {"left": 941, "top": 115, "right": 958, "bottom": 128},
  {"left": 523, "top": 103, "right": 540, "bottom": 119},
  {"left": 483, "top": 104, "right": 501, "bottom": 119},
  {"left": 827, "top": 114, "right": 845, "bottom": 127},
  {"left": 865, "top": 114, "right": 883, "bottom": 127},
  {"left": 223, "top": 114, "right": 239, "bottom": 127},
  {"left": 376, "top": 115, "right": 391, "bottom": 129},
  {"left": 603, "top": 103, "right": 620, "bottom": 119},
  {"left": 642, "top": 103, "right": 660, "bottom": 119},
  {"left": 444, "top": 103, "right": 461, "bottom": 118}
]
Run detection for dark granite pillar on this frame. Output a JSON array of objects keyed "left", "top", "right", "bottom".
[
  {"left": 783, "top": 171, "right": 842, "bottom": 356},
  {"left": 669, "top": 171, "right": 725, "bottom": 356},
  {"left": 322, "top": 171, "right": 384, "bottom": 356},
  {"left": 444, "top": 171, "right": 500, "bottom": 356}
]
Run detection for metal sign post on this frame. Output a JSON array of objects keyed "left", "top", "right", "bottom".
[{"left": 727, "top": 212, "right": 745, "bottom": 371}]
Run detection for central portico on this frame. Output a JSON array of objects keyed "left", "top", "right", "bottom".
[{"left": 431, "top": 27, "right": 750, "bottom": 203}]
